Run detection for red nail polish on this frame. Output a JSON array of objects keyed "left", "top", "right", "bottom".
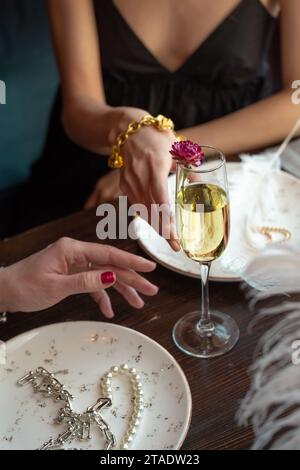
[{"left": 101, "top": 272, "right": 115, "bottom": 285}]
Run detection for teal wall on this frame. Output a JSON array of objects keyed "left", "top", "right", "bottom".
[{"left": 0, "top": 0, "right": 58, "bottom": 190}]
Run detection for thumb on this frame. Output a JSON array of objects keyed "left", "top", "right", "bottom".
[
  {"left": 62, "top": 270, "right": 116, "bottom": 296},
  {"left": 150, "top": 180, "right": 180, "bottom": 252}
]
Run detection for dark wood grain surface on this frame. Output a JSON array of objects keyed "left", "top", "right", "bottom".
[{"left": 0, "top": 207, "right": 273, "bottom": 450}]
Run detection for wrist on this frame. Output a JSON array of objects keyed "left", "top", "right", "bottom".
[{"left": 107, "top": 107, "right": 149, "bottom": 147}]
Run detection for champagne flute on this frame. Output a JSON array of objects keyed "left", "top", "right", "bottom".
[{"left": 173, "top": 145, "right": 239, "bottom": 358}]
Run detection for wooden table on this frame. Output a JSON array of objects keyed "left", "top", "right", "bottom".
[{"left": 0, "top": 207, "right": 274, "bottom": 450}]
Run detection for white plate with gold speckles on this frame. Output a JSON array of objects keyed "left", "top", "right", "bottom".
[{"left": 0, "top": 321, "right": 192, "bottom": 450}]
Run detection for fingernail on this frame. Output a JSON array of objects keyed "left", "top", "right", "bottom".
[
  {"left": 170, "top": 240, "right": 181, "bottom": 252},
  {"left": 101, "top": 272, "right": 116, "bottom": 285}
]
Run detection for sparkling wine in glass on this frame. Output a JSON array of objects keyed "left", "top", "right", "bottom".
[{"left": 173, "top": 145, "right": 239, "bottom": 358}]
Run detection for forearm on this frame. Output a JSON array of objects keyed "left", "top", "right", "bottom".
[
  {"left": 181, "top": 89, "right": 300, "bottom": 155},
  {"left": 62, "top": 98, "right": 148, "bottom": 155}
]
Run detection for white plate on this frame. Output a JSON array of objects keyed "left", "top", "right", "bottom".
[
  {"left": 131, "top": 163, "right": 300, "bottom": 282},
  {"left": 0, "top": 321, "right": 192, "bottom": 450}
]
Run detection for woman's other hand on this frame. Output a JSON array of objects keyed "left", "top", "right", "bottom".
[{"left": 0, "top": 238, "right": 158, "bottom": 318}]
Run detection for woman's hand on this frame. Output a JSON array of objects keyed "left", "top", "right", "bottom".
[
  {"left": 85, "top": 170, "right": 123, "bottom": 208},
  {"left": 121, "top": 126, "right": 179, "bottom": 251},
  {"left": 0, "top": 238, "right": 158, "bottom": 318},
  {"left": 108, "top": 107, "right": 180, "bottom": 251}
]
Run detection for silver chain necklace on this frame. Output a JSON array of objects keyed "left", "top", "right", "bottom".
[{"left": 18, "top": 364, "right": 144, "bottom": 450}]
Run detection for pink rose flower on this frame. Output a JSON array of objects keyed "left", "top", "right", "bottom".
[{"left": 170, "top": 140, "right": 205, "bottom": 167}]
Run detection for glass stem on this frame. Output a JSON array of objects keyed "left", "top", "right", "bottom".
[{"left": 197, "top": 262, "right": 214, "bottom": 335}]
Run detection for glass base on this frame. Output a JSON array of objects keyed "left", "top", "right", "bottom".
[{"left": 172, "top": 310, "right": 239, "bottom": 358}]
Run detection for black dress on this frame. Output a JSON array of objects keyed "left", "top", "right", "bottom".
[{"left": 15, "top": 0, "right": 281, "bottom": 233}]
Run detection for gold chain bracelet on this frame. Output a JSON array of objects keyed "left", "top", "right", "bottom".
[{"left": 108, "top": 114, "right": 177, "bottom": 169}]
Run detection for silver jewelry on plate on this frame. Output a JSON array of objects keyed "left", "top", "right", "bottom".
[
  {"left": 18, "top": 364, "right": 144, "bottom": 450},
  {"left": 18, "top": 367, "right": 115, "bottom": 450}
]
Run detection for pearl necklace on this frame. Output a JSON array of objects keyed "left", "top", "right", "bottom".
[{"left": 100, "top": 364, "right": 144, "bottom": 449}]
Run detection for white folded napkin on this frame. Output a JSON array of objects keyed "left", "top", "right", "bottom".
[
  {"left": 221, "top": 151, "right": 283, "bottom": 275},
  {"left": 221, "top": 118, "right": 300, "bottom": 277}
]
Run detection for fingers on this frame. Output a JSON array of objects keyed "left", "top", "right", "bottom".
[
  {"left": 120, "top": 167, "right": 142, "bottom": 206},
  {"left": 105, "top": 249, "right": 157, "bottom": 272},
  {"left": 91, "top": 290, "right": 115, "bottom": 319},
  {"left": 112, "top": 267, "right": 159, "bottom": 296},
  {"left": 90, "top": 279, "right": 152, "bottom": 318},
  {"left": 61, "top": 270, "right": 116, "bottom": 296},
  {"left": 85, "top": 264, "right": 158, "bottom": 296},
  {"left": 113, "top": 280, "right": 145, "bottom": 309},
  {"left": 127, "top": 160, "right": 148, "bottom": 207},
  {"left": 150, "top": 176, "right": 181, "bottom": 252},
  {"left": 58, "top": 262, "right": 158, "bottom": 316},
  {"left": 169, "top": 214, "right": 181, "bottom": 252},
  {"left": 68, "top": 240, "right": 157, "bottom": 273}
]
